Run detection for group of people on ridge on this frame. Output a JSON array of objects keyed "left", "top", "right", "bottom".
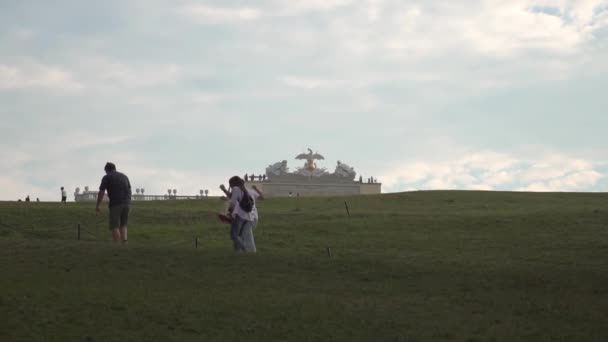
[{"left": 95, "top": 162, "right": 262, "bottom": 253}]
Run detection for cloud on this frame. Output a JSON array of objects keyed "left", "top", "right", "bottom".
[
  {"left": 521, "top": 169, "right": 602, "bottom": 191},
  {"left": 0, "top": 132, "right": 233, "bottom": 201},
  {"left": 0, "top": 175, "right": 52, "bottom": 201},
  {"left": 178, "top": 0, "right": 351, "bottom": 24},
  {"left": 82, "top": 58, "right": 183, "bottom": 90},
  {"left": 455, "top": 2, "right": 587, "bottom": 56},
  {"left": 0, "top": 63, "right": 83, "bottom": 92},
  {"left": 1, "top": 0, "right": 608, "bottom": 200},
  {"left": 280, "top": 76, "right": 345, "bottom": 90},
  {"left": 179, "top": 4, "right": 262, "bottom": 23},
  {"left": 273, "top": 0, "right": 352, "bottom": 15},
  {"left": 14, "top": 28, "right": 37, "bottom": 40},
  {"left": 379, "top": 149, "right": 607, "bottom": 192}
]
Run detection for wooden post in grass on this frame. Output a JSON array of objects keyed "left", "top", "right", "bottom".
[
  {"left": 344, "top": 201, "right": 350, "bottom": 217},
  {"left": 77, "top": 223, "right": 81, "bottom": 240},
  {"left": 327, "top": 247, "right": 332, "bottom": 257}
]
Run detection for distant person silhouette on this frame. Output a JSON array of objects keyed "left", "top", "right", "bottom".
[
  {"left": 60, "top": 187, "right": 67, "bottom": 203},
  {"left": 96, "top": 162, "right": 132, "bottom": 243}
]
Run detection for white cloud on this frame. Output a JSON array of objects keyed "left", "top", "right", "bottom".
[
  {"left": 244, "top": 0, "right": 608, "bottom": 99},
  {"left": 280, "top": 76, "right": 343, "bottom": 90},
  {"left": 0, "top": 58, "right": 190, "bottom": 94},
  {"left": 1, "top": 0, "right": 608, "bottom": 200},
  {"left": 518, "top": 169, "right": 603, "bottom": 192},
  {"left": 456, "top": 2, "right": 583, "bottom": 56},
  {"left": 0, "top": 175, "right": 53, "bottom": 201},
  {"left": 465, "top": 0, "right": 608, "bottom": 55},
  {"left": 179, "top": 4, "right": 262, "bottom": 23},
  {"left": 333, "top": 0, "right": 606, "bottom": 59},
  {"left": 78, "top": 58, "right": 183, "bottom": 90},
  {"left": 0, "top": 134, "right": 230, "bottom": 201},
  {"left": 14, "top": 28, "right": 37, "bottom": 40},
  {"left": 0, "top": 63, "right": 83, "bottom": 92},
  {"left": 273, "top": 0, "right": 352, "bottom": 15},
  {"left": 0, "top": 134, "right": 132, "bottom": 201},
  {"left": 177, "top": 0, "right": 352, "bottom": 27},
  {"left": 380, "top": 149, "right": 606, "bottom": 193}
]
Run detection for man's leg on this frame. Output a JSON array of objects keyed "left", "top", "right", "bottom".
[
  {"left": 119, "top": 205, "right": 130, "bottom": 243},
  {"left": 109, "top": 206, "right": 122, "bottom": 242},
  {"left": 119, "top": 226, "right": 128, "bottom": 242},
  {"left": 111, "top": 228, "right": 121, "bottom": 241}
]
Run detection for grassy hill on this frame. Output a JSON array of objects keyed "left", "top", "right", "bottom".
[{"left": 1, "top": 191, "right": 607, "bottom": 341}]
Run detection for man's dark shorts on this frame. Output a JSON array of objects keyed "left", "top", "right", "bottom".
[{"left": 109, "top": 204, "right": 130, "bottom": 230}]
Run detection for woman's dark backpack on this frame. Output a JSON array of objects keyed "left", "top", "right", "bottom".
[{"left": 239, "top": 189, "right": 254, "bottom": 213}]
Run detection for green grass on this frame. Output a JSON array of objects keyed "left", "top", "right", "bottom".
[{"left": 1, "top": 191, "right": 608, "bottom": 341}]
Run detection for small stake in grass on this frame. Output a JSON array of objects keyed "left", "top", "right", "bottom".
[
  {"left": 344, "top": 201, "right": 350, "bottom": 217},
  {"left": 327, "top": 247, "right": 332, "bottom": 257}
]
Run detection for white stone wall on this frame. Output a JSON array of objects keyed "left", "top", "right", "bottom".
[{"left": 245, "top": 181, "right": 381, "bottom": 197}]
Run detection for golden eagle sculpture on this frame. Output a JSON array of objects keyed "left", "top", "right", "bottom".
[{"left": 295, "top": 148, "right": 325, "bottom": 171}]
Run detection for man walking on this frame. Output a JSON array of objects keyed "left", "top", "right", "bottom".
[{"left": 96, "top": 162, "right": 132, "bottom": 243}]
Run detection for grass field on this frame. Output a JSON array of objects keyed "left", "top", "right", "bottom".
[{"left": 1, "top": 191, "right": 607, "bottom": 341}]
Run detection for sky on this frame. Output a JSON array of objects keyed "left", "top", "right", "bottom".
[{"left": 1, "top": 0, "right": 608, "bottom": 201}]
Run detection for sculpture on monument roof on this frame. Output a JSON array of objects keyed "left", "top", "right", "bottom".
[
  {"left": 295, "top": 148, "right": 328, "bottom": 176},
  {"left": 295, "top": 148, "right": 325, "bottom": 171},
  {"left": 334, "top": 160, "right": 356, "bottom": 180},
  {"left": 266, "top": 160, "right": 289, "bottom": 176},
  {"left": 264, "top": 149, "right": 357, "bottom": 181}
]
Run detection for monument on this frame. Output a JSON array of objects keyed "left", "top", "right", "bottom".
[{"left": 248, "top": 148, "right": 381, "bottom": 197}]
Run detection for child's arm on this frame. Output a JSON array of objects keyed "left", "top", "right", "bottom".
[
  {"left": 219, "top": 184, "right": 232, "bottom": 198},
  {"left": 251, "top": 185, "right": 265, "bottom": 200}
]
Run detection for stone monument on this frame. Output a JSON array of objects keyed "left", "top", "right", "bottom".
[{"left": 250, "top": 148, "right": 380, "bottom": 197}]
